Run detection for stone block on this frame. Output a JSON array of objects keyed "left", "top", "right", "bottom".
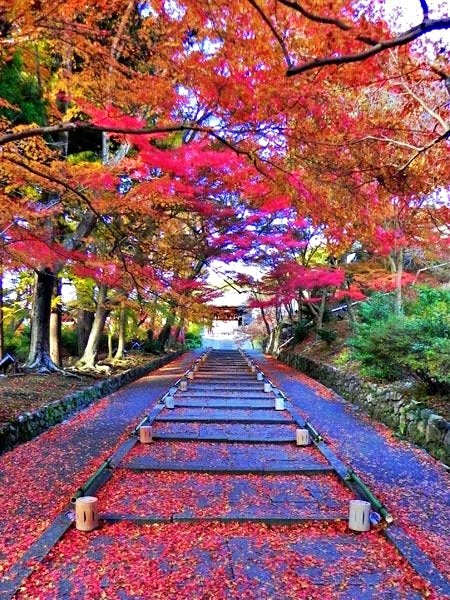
[{"left": 426, "top": 415, "right": 447, "bottom": 443}]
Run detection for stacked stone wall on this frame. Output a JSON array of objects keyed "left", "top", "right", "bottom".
[
  {"left": 279, "top": 352, "right": 450, "bottom": 465},
  {"left": 0, "top": 351, "right": 183, "bottom": 453}
]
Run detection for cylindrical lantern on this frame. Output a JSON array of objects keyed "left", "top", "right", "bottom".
[
  {"left": 165, "top": 396, "right": 175, "bottom": 409},
  {"left": 250, "top": 365, "right": 256, "bottom": 373},
  {"left": 139, "top": 425, "right": 153, "bottom": 443},
  {"left": 193, "top": 363, "right": 199, "bottom": 372},
  {"left": 348, "top": 500, "right": 371, "bottom": 532},
  {"left": 75, "top": 496, "right": 99, "bottom": 532},
  {"left": 264, "top": 382, "right": 272, "bottom": 393},
  {"left": 256, "top": 372, "right": 264, "bottom": 381},
  {"left": 296, "top": 428, "right": 310, "bottom": 446},
  {"left": 274, "top": 396, "right": 284, "bottom": 410},
  {"left": 179, "top": 380, "right": 188, "bottom": 391},
  {"left": 187, "top": 371, "right": 194, "bottom": 380}
]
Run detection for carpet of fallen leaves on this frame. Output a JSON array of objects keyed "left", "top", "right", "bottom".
[
  {"left": 0, "top": 374, "right": 98, "bottom": 424},
  {"left": 98, "top": 471, "right": 353, "bottom": 518},
  {"left": 0, "top": 354, "right": 155, "bottom": 425},
  {"left": 261, "top": 355, "right": 450, "bottom": 584},
  {"left": 0, "top": 395, "right": 128, "bottom": 577},
  {"left": 16, "top": 521, "right": 433, "bottom": 600}
]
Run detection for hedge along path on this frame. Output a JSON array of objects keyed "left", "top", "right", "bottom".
[
  {"left": 0, "top": 351, "right": 196, "bottom": 589},
  {"left": 2, "top": 350, "right": 448, "bottom": 599}
]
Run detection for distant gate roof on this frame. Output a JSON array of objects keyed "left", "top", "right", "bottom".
[{"left": 211, "top": 306, "right": 249, "bottom": 321}]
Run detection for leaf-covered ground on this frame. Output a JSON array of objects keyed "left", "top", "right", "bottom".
[
  {"left": 16, "top": 522, "right": 431, "bottom": 600},
  {"left": 0, "top": 352, "right": 195, "bottom": 577},
  {"left": 257, "top": 353, "right": 450, "bottom": 583},
  {"left": 1, "top": 350, "right": 448, "bottom": 598},
  {"left": 0, "top": 354, "right": 160, "bottom": 425}
]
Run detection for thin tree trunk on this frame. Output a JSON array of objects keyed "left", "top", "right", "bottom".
[
  {"left": 77, "top": 309, "right": 94, "bottom": 356},
  {"left": 77, "top": 285, "right": 109, "bottom": 369},
  {"left": 317, "top": 290, "right": 327, "bottom": 331},
  {"left": 114, "top": 304, "right": 126, "bottom": 360},
  {"left": 395, "top": 248, "right": 404, "bottom": 315},
  {"left": 107, "top": 329, "right": 114, "bottom": 360},
  {"left": 50, "top": 277, "right": 62, "bottom": 366},
  {"left": 260, "top": 306, "right": 271, "bottom": 335}
]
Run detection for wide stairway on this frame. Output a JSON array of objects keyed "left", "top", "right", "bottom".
[{"left": 98, "top": 349, "right": 353, "bottom": 522}]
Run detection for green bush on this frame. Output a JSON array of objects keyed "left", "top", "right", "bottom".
[
  {"left": 293, "top": 320, "right": 311, "bottom": 343},
  {"left": 317, "top": 328, "right": 337, "bottom": 345},
  {"left": 61, "top": 327, "right": 78, "bottom": 356},
  {"left": 4, "top": 326, "right": 31, "bottom": 362},
  {"left": 185, "top": 331, "right": 202, "bottom": 349},
  {"left": 349, "top": 287, "right": 450, "bottom": 391}
]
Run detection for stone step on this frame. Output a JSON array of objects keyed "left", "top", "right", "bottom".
[
  {"left": 155, "top": 408, "right": 292, "bottom": 424},
  {"left": 176, "top": 391, "right": 271, "bottom": 399},
  {"left": 121, "top": 441, "right": 330, "bottom": 474},
  {"left": 173, "top": 399, "right": 278, "bottom": 409},
  {"left": 102, "top": 513, "right": 347, "bottom": 525},
  {"left": 152, "top": 422, "right": 295, "bottom": 440},
  {"left": 122, "top": 461, "right": 333, "bottom": 474}
]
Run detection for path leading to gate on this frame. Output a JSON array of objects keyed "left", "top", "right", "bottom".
[{"left": 0, "top": 349, "right": 449, "bottom": 599}]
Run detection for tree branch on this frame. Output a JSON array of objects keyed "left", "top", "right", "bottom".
[
  {"left": 419, "top": 0, "right": 429, "bottom": 20},
  {"left": 397, "top": 129, "right": 450, "bottom": 172},
  {"left": 246, "top": 0, "right": 292, "bottom": 68},
  {"left": 287, "top": 17, "right": 450, "bottom": 76}
]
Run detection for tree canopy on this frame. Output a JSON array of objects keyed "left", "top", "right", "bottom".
[{"left": 0, "top": 0, "right": 448, "bottom": 368}]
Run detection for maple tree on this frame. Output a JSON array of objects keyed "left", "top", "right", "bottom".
[{"left": 0, "top": 0, "right": 448, "bottom": 369}]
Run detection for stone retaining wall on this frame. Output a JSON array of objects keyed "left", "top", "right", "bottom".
[
  {"left": 0, "top": 351, "right": 183, "bottom": 454},
  {"left": 279, "top": 352, "right": 450, "bottom": 465}
]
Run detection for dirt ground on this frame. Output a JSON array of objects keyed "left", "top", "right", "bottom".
[{"left": 0, "top": 353, "right": 158, "bottom": 425}]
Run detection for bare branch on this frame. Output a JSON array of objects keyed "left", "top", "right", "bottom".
[
  {"left": 277, "top": 0, "right": 353, "bottom": 32},
  {"left": 397, "top": 129, "right": 450, "bottom": 172},
  {"left": 419, "top": 0, "right": 429, "bottom": 20},
  {"left": 287, "top": 18, "right": 450, "bottom": 76},
  {"left": 400, "top": 81, "right": 449, "bottom": 132},
  {"left": 247, "top": 0, "right": 292, "bottom": 67}
]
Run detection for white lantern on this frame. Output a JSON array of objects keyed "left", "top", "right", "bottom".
[{"left": 348, "top": 500, "right": 371, "bottom": 532}]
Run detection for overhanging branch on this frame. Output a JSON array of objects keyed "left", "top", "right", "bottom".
[{"left": 287, "top": 17, "right": 450, "bottom": 76}]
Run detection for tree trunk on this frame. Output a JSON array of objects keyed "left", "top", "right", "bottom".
[
  {"left": 77, "top": 309, "right": 94, "bottom": 356},
  {"left": 158, "top": 312, "right": 175, "bottom": 350},
  {"left": 266, "top": 324, "right": 281, "bottom": 355},
  {"left": 260, "top": 307, "right": 271, "bottom": 335},
  {"left": 77, "top": 285, "right": 109, "bottom": 369},
  {"left": 114, "top": 305, "right": 126, "bottom": 360},
  {"left": 107, "top": 329, "right": 114, "bottom": 360},
  {"left": 317, "top": 290, "right": 328, "bottom": 331},
  {"left": 50, "top": 277, "right": 62, "bottom": 366},
  {"left": 25, "top": 269, "right": 60, "bottom": 372},
  {"left": 394, "top": 249, "right": 404, "bottom": 315}
]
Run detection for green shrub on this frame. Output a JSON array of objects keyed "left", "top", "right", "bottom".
[
  {"left": 350, "top": 286, "right": 450, "bottom": 391},
  {"left": 4, "top": 326, "right": 31, "bottom": 362},
  {"left": 61, "top": 327, "right": 78, "bottom": 356},
  {"left": 185, "top": 331, "right": 202, "bottom": 349},
  {"left": 293, "top": 320, "right": 311, "bottom": 343},
  {"left": 316, "top": 328, "right": 337, "bottom": 345}
]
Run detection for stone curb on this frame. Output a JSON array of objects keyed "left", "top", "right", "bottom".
[
  {"left": 0, "top": 350, "right": 183, "bottom": 454},
  {"left": 279, "top": 352, "right": 450, "bottom": 466}
]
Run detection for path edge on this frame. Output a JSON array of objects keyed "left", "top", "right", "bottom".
[{"left": 0, "top": 350, "right": 184, "bottom": 455}]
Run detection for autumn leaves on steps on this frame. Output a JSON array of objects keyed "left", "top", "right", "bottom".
[
  {"left": 12, "top": 349, "right": 437, "bottom": 599},
  {"left": 101, "top": 349, "right": 354, "bottom": 522}
]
